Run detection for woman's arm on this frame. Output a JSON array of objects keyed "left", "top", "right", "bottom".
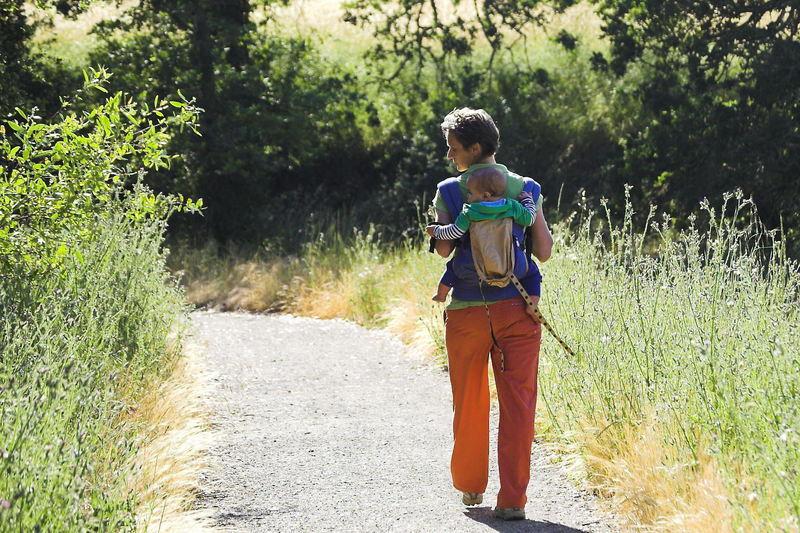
[{"left": 530, "top": 208, "right": 553, "bottom": 262}]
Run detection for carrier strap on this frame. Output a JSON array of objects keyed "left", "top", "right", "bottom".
[
  {"left": 439, "top": 178, "right": 464, "bottom": 227},
  {"left": 478, "top": 282, "right": 507, "bottom": 371},
  {"left": 509, "top": 273, "right": 576, "bottom": 358}
]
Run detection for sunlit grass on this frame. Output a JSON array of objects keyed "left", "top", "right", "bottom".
[
  {"left": 129, "top": 341, "right": 211, "bottom": 532},
  {"left": 537, "top": 189, "right": 799, "bottom": 532},
  {"left": 29, "top": 1, "right": 134, "bottom": 67},
  {"left": 32, "top": 0, "right": 606, "bottom": 71}
]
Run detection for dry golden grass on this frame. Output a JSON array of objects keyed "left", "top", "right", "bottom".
[
  {"left": 185, "top": 259, "right": 293, "bottom": 312},
  {"left": 286, "top": 269, "right": 359, "bottom": 319},
  {"left": 548, "top": 410, "right": 737, "bottom": 533},
  {"left": 170, "top": 242, "right": 300, "bottom": 312},
  {"left": 127, "top": 342, "right": 212, "bottom": 532},
  {"left": 272, "top": 0, "right": 601, "bottom": 40},
  {"left": 382, "top": 294, "right": 443, "bottom": 358}
]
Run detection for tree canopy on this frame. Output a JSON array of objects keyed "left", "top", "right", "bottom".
[{"left": 1, "top": 0, "right": 799, "bottom": 250}]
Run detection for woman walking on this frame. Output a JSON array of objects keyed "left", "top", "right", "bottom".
[{"left": 430, "top": 107, "right": 553, "bottom": 520}]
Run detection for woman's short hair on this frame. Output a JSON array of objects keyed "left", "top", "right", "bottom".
[{"left": 441, "top": 108, "right": 500, "bottom": 158}]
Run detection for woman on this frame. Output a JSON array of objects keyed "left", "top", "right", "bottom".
[{"left": 430, "top": 107, "right": 553, "bottom": 521}]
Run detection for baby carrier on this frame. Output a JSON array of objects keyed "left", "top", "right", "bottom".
[{"left": 435, "top": 166, "right": 576, "bottom": 365}]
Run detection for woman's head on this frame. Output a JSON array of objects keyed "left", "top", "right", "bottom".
[{"left": 441, "top": 108, "right": 500, "bottom": 163}]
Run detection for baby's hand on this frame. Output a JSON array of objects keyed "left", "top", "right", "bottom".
[
  {"left": 425, "top": 225, "right": 437, "bottom": 238},
  {"left": 517, "top": 191, "right": 532, "bottom": 202}
]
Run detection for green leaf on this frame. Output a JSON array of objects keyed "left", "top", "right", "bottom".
[{"left": 99, "top": 115, "right": 112, "bottom": 136}]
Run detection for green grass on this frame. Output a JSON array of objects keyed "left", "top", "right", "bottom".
[
  {"left": 537, "top": 191, "right": 799, "bottom": 530},
  {"left": 0, "top": 211, "right": 188, "bottom": 530},
  {"left": 31, "top": 2, "right": 133, "bottom": 68}
]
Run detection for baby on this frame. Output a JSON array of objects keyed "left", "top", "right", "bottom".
[{"left": 426, "top": 166, "right": 536, "bottom": 302}]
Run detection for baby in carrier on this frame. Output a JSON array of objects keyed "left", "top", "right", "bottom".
[{"left": 425, "top": 166, "right": 537, "bottom": 303}]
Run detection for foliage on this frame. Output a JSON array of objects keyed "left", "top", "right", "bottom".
[
  {"left": 0, "top": 209, "right": 188, "bottom": 531},
  {"left": 342, "top": 0, "right": 578, "bottom": 83},
  {"left": 592, "top": 0, "right": 800, "bottom": 247},
  {"left": 0, "top": 67, "right": 202, "bottom": 278},
  {"left": 88, "top": 0, "right": 381, "bottom": 243},
  {"left": 538, "top": 190, "right": 800, "bottom": 529},
  {"left": 4, "top": 0, "right": 800, "bottom": 254},
  {"left": 0, "top": 0, "right": 90, "bottom": 117},
  {"left": 0, "top": 74, "right": 198, "bottom": 529}
]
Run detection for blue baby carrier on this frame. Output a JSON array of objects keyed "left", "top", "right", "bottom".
[
  {"left": 434, "top": 165, "right": 576, "bottom": 365},
  {"left": 436, "top": 166, "right": 541, "bottom": 303}
]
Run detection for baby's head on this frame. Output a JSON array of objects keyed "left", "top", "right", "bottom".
[{"left": 466, "top": 166, "right": 506, "bottom": 203}]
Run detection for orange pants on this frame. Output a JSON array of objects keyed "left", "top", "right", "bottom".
[{"left": 445, "top": 297, "right": 542, "bottom": 509}]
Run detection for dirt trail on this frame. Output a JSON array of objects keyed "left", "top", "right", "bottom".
[{"left": 191, "top": 311, "right": 619, "bottom": 532}]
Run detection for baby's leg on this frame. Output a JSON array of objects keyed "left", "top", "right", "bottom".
[{"left": 432, "top": 283, "right": 451, "bottom": 302}]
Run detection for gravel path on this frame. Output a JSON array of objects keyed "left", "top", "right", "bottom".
[{"left": 191, "top": 311, "right": 619, "bottom": 533}]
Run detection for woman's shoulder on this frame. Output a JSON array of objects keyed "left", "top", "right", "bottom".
[
  {"left": 503, "top": 169, "right": 541, "bottom": 200},
  {"left": 436, "top": 176, "right": 461, "bottom": 188}
]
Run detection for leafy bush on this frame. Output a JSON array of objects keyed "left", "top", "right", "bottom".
[
  {"left": 0, "top": 67, "right": 201, "bottom": 278},
  {"left": 0, "top": 71, "right": 200, "bottom": 530}
]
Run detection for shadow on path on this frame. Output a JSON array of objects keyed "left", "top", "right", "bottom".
[{"left": 465, "top": 507, "right": 592, "bottom": 532}]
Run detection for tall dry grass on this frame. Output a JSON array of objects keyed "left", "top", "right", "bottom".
[
  {"left": 128, "top": 341, "right": 211, "bottom": 532},
  {"left": 171, "top": 225, "right": 446, "bottom": 361}
]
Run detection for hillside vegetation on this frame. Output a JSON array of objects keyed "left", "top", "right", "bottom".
[{"left": 0, "top": 71, "right": 204, "bottom": 530}]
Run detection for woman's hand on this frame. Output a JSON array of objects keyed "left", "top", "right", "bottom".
[{"left": 524, "top": 295, "right": 541, "bottom": 323}]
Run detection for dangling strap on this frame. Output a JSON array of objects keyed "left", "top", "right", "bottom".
[
  {"left": 509, "top": 273, "right": 577, "bottom": 358},
  {"left": 478, "top": 282, "right": 507, "bottom": 371}
]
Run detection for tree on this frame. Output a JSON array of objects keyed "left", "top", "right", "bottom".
[
  {"left": 343, "top": 0, "right": 578, "bottom": 87},
  {"left": 594, "top": 0, "right": 800, "bottom": 239},
  {"left": 90, "top": 0, "right": 378, "bottom": 244}
]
